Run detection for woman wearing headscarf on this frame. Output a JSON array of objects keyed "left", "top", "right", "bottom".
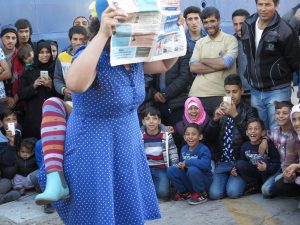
[
  {"left": 175, "top": 97, "right": 209, "bottom": 139},
  {"left": 18, "top": 40, "right": 55, "bottom": 139}
]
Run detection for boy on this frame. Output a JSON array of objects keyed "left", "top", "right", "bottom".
[
  {"left": 205, "top": 74, "right": 258, "bottom": 199},
  {"left": 235, "top": 118, "right": 280, "bottom": 195},
  {"left": 261, "top": 101, "right": 300, "bottom": 197},
  {"left": 167, "top": 124, "right": 212, "bottom": 205},
  {"left": 141, "top": 107, "right": 179, "bottom": 200}
]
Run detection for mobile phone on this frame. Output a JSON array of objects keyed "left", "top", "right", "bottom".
[
  {"left": 7, "top": 122, "right": 15, "bottom": 135},
  {"left": 40, "top": 70, "right": 49, "bottom": 79},
  {"left": 223, "top": 96, "right": 232, "bottom": 105}
]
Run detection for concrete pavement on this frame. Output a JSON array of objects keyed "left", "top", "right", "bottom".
[{"left": 0, "top": 192, "right": 299, "bottom": 225}]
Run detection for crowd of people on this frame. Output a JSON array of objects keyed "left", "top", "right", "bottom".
[{"left": 0, "top": 0, "right": 299, "bottom": 224}]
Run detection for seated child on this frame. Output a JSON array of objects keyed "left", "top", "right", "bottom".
[
  {"left": 12, "top": 137, "right": 39, "bottom": 196},
  {"left": 235, "top": 118, "right": 280, "bottom": 194},
  {"left": 0, "top": 109, "right": 21, "bottom": 204},
  {"left": 267, "top": 103, "right": 300, "bottom": 198},
  {"left": 205, "top": 74, "right": 258, "bottom": 200},
  {"left": 260, "top": 101, "right": 300, "bottom": 197},
  {"left": 167, "top": 124, "right": 212, "bottom": 205},
  {"left": 0, "top": 108, "right": 21, "bottom": 179},
  {"left": 141, "top": 107, "right": 178, "bottom": 200}
]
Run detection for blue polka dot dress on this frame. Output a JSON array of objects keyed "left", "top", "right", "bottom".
[{"left": 38, "top": 48, "right": 161, "bottom": 224}]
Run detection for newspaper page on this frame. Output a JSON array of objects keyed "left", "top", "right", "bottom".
[{"left": 108, "top": 0, "right": 186, "bottom": 66}]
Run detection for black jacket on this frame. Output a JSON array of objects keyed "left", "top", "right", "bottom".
[
  {"left": 18, "top": 66, "right": 54, "bottom": 139},
  {"left": 0, "top": 127, "right": 21, "bottom": 171},
  {"left": 241, "top": 11, "right": 300, "bottom": 90},
  {"left": 204, "top": 102, "right": 258, "bottom": 162},
  {"left": 149, "top": 54, "right": 190, "bottom": 111},
  {"left": 15, "top": 155, "right": 38, "bottom": 177}
]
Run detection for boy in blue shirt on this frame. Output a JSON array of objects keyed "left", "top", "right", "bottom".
[{"left": 167, "top": 123, "right": 212, "bottom": 205}]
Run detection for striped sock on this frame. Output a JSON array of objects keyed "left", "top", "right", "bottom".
[{"left": 41, "top": 97, "right": 67, "bottom": 173}]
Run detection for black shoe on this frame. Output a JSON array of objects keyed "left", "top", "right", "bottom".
[
  {"left": 244, "top": 184, "right": 260, "bottom": 196},
  {"left": 0, "top": 190, "right": 21, "bottom": 204},
  {"left": 44, "top": 204, "right": 55, "bottom": 214},
  {"left": 263, "top": 194, "right": 275, "bottom": 199}
]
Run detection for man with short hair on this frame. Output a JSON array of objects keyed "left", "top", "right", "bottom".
[
  {"left": 14, "top": 19, "right": 34, "bottom": 49},
  {"left": 241, "top": 0, "right": 300, "bottom": 129},
  {"left": 183, "top": 6, "right": 205, "bottom": 54},
  {"left": 183, "top": 6, "right": 206, "bottom": 87},
  {"left": 189, "top": 7, "right": 238, "bottom": 118},
  {"left": 232, "top": 9, "right": 251, "bottom": 104},
  {"left": 54, "top": 26, "right": 87, "bottom": 101},
  {"left": 0, "top": 25, "right": 22, "bottom": 109}
]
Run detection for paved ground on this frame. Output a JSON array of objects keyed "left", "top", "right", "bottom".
[{"left": 0, "top": 192, "right": 299, "bottom": 225}]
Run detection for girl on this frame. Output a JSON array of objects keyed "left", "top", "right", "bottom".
[
  {"left": 18, "top": 40, "right": 55, "bottom": 139},
  {"left": 167, "top": 124, "right": 212, "bottom": 205}
]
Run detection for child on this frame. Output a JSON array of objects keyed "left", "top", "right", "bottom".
[
  {"left": 261, "top": 101, "right": 300, "bottom": 197},
  {"left": 167, "top": 124, "right": 212, "bottom": 205},
  {"left": 235, "top": 118, "right": 280, "bottom": 194},
  {"left": 205, "top": 74, "right": 258, "bottom": 200},
  {"left": 17, "top": 43, "right": 34, "bottom": 69},
  {"left": 141, "top": 107, "right": 178, "bottom": 200},
  {"left": 0, "top": 108, "right": 21, "bottom": 204},
  {"left": 268, "top": 103, "right": 300, "bottom": 198},
  {"left": 0, "top": 108, "right": 21, "bottom": 179},
  {"left": 12, "top": 137, "right": 39, "bottom": 196}
]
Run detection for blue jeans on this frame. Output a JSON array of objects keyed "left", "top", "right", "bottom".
[
  {"left": 150, "top": 167, "right": 170, "bottom": 199},
  {"left": 209, "top": 162, "right": 246, "bottom": 200},
  {"left": 261, "top": 170, "right": 282, "bottom": 196},
  {"left": 251, "top": 86, "right": 291, "bottom": 130},
  {"left": 167, "top": 166, "right": 212, "bottom": 194}
]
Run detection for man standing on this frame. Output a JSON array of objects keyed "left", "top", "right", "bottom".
[
  {"left": 0, "top": 25, "right": 21, "bottom": 109},
  {"left": 232, "top": 9, "right": 251, "bottom": 105},
  {"left": 183, "top": 6, "right": 206, "bottom": 87},
  {"left": 54, "top": 26, "right": 87, "bottom": 101},
  {"left": 14, "top": 19, "right": 34, "bottom": 49},
  {"left": 241, "top": 0, "right": 300, "bottom": 129},
  {"left": 183, "top": 6, "right": 205, "bottom": 54},
  {"left": 189, "top": 7, "right": 238, "bottom": 118}
]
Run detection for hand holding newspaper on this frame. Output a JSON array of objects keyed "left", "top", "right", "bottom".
[{"left": 107, "top": 0, "right": 187, "bottom": 66}]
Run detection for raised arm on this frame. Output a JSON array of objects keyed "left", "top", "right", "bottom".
[
  {"left": 144, "top": 57, "right": 178, "bottom": 74},
  {"left": 66, "top": 7, "right": 128, "bottom": 93}
]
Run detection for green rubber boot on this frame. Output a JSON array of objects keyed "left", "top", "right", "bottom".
[{"left": 35, "top": 171, "right": 69, "bottom": 205}]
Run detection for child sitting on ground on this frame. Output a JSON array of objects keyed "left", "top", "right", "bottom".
[
  {"left": 0, "top": 108, "right": 22, "bottom": 204},
  {"left": 0, "top": 108, "right": 21, "bottom": 179},
  {"left": 268, "top": 103, "right": 300, "bottom": 198},
  {"left": 167, "top": 123, "right": 212, "bottom": 205},
  {"left": 141, "top": 107, "right": 179, "bottom": 200},
  {"left": 260, "top": 101, "right": 300, "bottom": 198},
  {"left": 12, "top": 137, "right": 39, "bottom": 196},
  {"left": 234, "top": 118, "right": 280, "bottom": 194}
]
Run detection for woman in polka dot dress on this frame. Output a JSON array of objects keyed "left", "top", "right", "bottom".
[{"left": 38, "top": 2, "right": 179, "bottom": 225}]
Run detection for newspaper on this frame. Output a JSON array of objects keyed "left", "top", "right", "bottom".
[{"left": 108, "top": 0, "right": 186, "bottom": 66}]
